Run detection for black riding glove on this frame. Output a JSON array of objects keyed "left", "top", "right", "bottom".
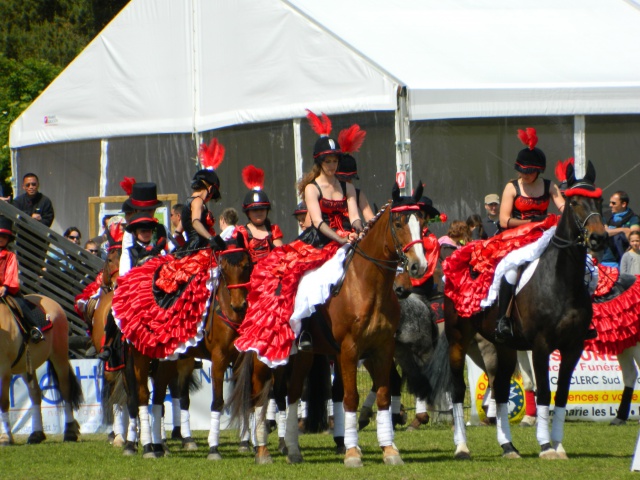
[{"left": 208, "top": 235, "right": 227, "bottom": 252}]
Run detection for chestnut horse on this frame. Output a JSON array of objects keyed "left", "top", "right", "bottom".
[
  {"left": 427, "top": 163, "right": 608, "bottom": 460},
  {"left": 230, "top": 184, "right": 427, "bottom": 467},
  {"left": 0, "top": 295, "right": 83, "bottom": 445}
]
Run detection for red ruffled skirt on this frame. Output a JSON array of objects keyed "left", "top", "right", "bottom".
[
  {"left": 74, "top": 272, "right": 103, "bottom": 318},
  {"left": 112, "top": 250, "right": 217, "bottom": 359},
  {"left": 235, "top": 239, "right": 340, "bottom": 366},
  {"left": 443, "top": 216, "right": 558, "bottom": 318},
  {"left": 585, "top": 266, "right": 640, "bottom": 356}
]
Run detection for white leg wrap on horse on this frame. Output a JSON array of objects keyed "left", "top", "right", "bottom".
[
  {"left": 254, "top": 406, "right": 268, "bottom": 447},
  {"left": 127, "top": 416, "right": 138, "bottom": 443},
  {"left": 452, "top": 403, "right": 467, "bottom": 446},
  {"left": 113, "top": 405, "right": 126, "bottom": 436},
  {"left": 64, "top": 403, "right": 73, "bottom": 424},
  {"left": 363, "top": 391, "right": 377, "bottom": 409},
  {"left": 344, "top": 412, "right": 358, "bottom": 449},
  {"left": 240, "top": 418, "right": 250, "bottom": 442},
  {"left": 139, "top": 406, "right": 152, "bottom": 446},
  {"left": 171, "top": 398, "right": 181, "bottom": 427},
  {"left": 376, "top": 409, "right": 394, "bottom": 447},
  {"left": 180, "top": 409, "right": 192, "bottom": 438},
  {"left": 160, "top": 414, "right": 166, "bottom": 441},
  {"left": 30, "top": 404, "right": 43, "bottom": 432},
  {"left": 208, "top": 411, "right": 221, "bottom": 447},
  {"left": 1, "top": 412, "right": 10, "bottom": 435},
  {"left": 496, "top": 403, "right": 512, "bottom": 445},
  {"left": 277, "top": 410, "right": 286, "bottom": 438},
  {"left": 327, "top": 399, "right": 334, "bottom": 416},
  {"left": 487, "top": 396, "right": 497, "bottom": 418},
  {"left": 551, "top": 406, "right": 566, "bottom": 444},
  {"left": 536, "top": 405, "right": 551, "bottom": 446},
  {"left": 250, "top": 412, "right": 257, "bottom": 447},
  {"left": 266, "top": 398, "right": 277, "bottom": 421},
  {"left": 415, "top": 398, "right": 427, "bottom": 415},
  {"left": 333, "top": 402, "right": 345, "bottom": 437},
  {"left": 285, "top": 402, "right": 300, "bottom": 449},
  {"left": 391, "top": 395, "right": 401, "bottom": 414},
  {"left": 299, "top": 400, "right": 307, "bottom": 418},
  {"left": 151, "top": 404, "right": 163, "bottom": 444}
]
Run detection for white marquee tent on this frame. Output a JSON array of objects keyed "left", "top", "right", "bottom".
[{"left": 10, "top": 0, "right": 640, "bottom": 236}]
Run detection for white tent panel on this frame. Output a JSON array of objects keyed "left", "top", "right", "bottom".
[
  {"left": 11, "top": 0, "right": 196, "bottom": 148},
  {"left": 290, "top": 0, "right": 640, "bottom": 119}
]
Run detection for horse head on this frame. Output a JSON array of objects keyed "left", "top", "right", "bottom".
[
  {"left": 556, "top": 159, "right": 608, "bottom": 251},
  {"left": 216, "top": 233, "right": 253, "bottom": 318},
  {"left": 389, "top": 182, "right": 428, "bottom": 278},
  {"left": 393, "top": 270, "right": 413, "bottom": 299}
]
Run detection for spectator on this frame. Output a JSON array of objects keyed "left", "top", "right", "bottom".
[
  {"left": 601, "top": 191, "right": 640, "bottom": 268},
  {"left": 482, "top": 193, "right": 500, "bottom": 238},
  {"left": 438, "top": 220, "right": 471, "bottom": 261},
  {"left": 90, "top": 214, "right": 115, "bottom": 258},
  {"left": 466, "top": 214, "right": 486, "bottom": 240},
  {"left": 12, "top": 173, "right": 54, "bottom": 227},
  {"left": 170, "top": 203, "right": 186, "bottom": 247},
  {"left": 47, "top": 227, "right": 82, "bottom": 272},
  {"left": 219, "top": 207, "right": 239, "bottom": 241},
  {"left": 620, "top": 231, "right": 640, "bottom": 275},
  {"left": 64, "top": 227, "right": 82, "bottom": 245},
  {"left": 84, "top": 240, "right": 101, "bottom": 256}
]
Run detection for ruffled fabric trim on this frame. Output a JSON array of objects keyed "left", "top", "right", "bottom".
[
  {"left": 443, "top": 216, "right": 558, "bottom": 318},
  {"left": 594, "top": 264, "right": 619, "bottom": 297},
  {"left": 112, "top": 254, "right": 218, "bottom": 360},
  {"left": 586, "top": 275, "right": 640, "bottom": 356},
  {"left": 74, "top": 272, "right": 103, "bottom": 317},
  {"left": 235, "top": 239, "right": 341, "bottom": 368}
]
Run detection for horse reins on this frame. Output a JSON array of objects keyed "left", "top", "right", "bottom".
[{"left": 551, "top": 203, "right": 602, "bottom": 249}]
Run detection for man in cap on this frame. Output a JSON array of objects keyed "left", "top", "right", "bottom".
[{"left": 482, "top": 193, "right": 501, "bottom": 238}]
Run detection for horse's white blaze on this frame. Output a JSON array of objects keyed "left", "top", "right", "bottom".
[{"left": 408, "top": 214, "right": 427, "bottom": 274}]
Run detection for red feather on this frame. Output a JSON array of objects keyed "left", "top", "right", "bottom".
[
  {"left": 306, "top": 109, "right": 332, "bottom": 137},
  {"left": 555, "top": 158, "right": 574, "bottom": 183},
  {"left": 517, "top": 127, "right": 539, "bottom": 150},
  {"left": 338, "top": 125, "right": 367, "bottom": 154},
  {"left": 108, "top": 218, "right": 125, "bottom": 244},
  {"left": 242, "top": 165, "right": 265, "bottom": 191},
  {"left": 198, "top": 138, "right": 225, "bottom": 170},
  {"left": 119, "top": 176, "right": 136, "bottom": 195}
]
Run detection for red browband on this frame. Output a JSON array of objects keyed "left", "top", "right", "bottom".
[
  {"left": 219, "top": 247, "right": 246, "bottom": 256},
  {"left": 107, "top": 245, "right": 123, "bottom": 251},
  {"left": 564, "top": 187, "right": 602, "bottom": 199},
  {"left": 391, "top": 205, "right": 421, "bottom": 212},
  {"left": 130, "top": 198, "right": 160, "bottom": 207},
  {"left": 402, "top": 239, "right": 422, "bottom": 253},
  {"left": 226, "top": 282, "right": 251, "bottom": 290}
]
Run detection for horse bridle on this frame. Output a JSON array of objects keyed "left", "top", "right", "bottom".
[
  {"left": 551, "top": 197, "right": 602, "bottom": 249},
  {"left": 210, "top": 247, "right": 251, "bottom": 331}
]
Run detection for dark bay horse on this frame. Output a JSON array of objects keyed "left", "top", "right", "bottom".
[
  {"left": 230, "top": 184, "right": 427, "bottom": 467},
  {"left": 0, "top": 295, "right": 83, "bottom": 445},
  {"left": 427, "top": 163, "right": 608, "bottom": 460}
]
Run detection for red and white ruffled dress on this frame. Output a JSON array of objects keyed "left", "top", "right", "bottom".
[{"left": 235, "top": 191, "right": 352, "bottom": 367}]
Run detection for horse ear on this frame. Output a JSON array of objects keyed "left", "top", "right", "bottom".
[
  {"left": 235, "top": 229, "right": 246, "bottom": 249},
  {"left": 392, "top": 182, "right": 401, "bottom": 203},
  {"left": 413, "top": 181, "right": 424, "bottom": 203},
  {"left": 584, "top": 160, "right": 596, "bottom": 184},
  {"left": 565, "top": 162, "right": 576, "bottom": 187}
]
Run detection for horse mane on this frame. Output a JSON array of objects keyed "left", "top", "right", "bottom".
[{"left": 353, "top": 202, "right": 391, "bottom": 246}]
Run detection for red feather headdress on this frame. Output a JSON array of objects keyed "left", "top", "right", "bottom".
[
  {"left": 555, "top": 157, "right": 602, "bottom": 198},
  {"left": 555, "top": 158, "right": 574, "bottom": 183},
  {"left": 198, "top": 138, "right": 225, "bottom": 170},
  {"left": 306, "top": 109, "right": 332, "bottom": 137},
  {"left": 517, "top": 127, "right": 538, "bottom": 150},
  {"left": 338, "top": 124, "right": 366, "bottom": 154},
  {"left": 242, "top": 165, "right": 265, "bottom": 191},
  {"left": 119, "top": 176, "right": 136, "bottom": 195}
]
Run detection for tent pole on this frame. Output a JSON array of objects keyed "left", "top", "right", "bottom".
[
  {"left": 395, "top": 86, "right": 412, "bottom": 195},
  {"left": 573, "top": 115, "right": 586, "bottom": 179},
  {"left": 293, "top": 118, "right": 303, "bottom": 227},
  {"left": 10, "top": 148, "right": 18, "bottom": 199}
]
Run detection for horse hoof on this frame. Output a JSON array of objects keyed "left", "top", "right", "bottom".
[
  {"left": 113, "top": 434, "right": 126, "bottom": 448},
  {"left": 454, "top": 444, "right": 471, "bottom": 460},
  {"left": 344, "top": 447, "right": 363, "bottom": 468},
  {"left": 63, "top": 420, "right": 81, "bottom": 442},
  {"left": 182, "top": 437, "right": 198, "bottom": 451},
  {"left": 171, "top": 426, "right": 182, "bottom": 440},
  {"left": 539, "top": 443, "right": 560, "bottom": 460},
  {"left": 27, "top": 431, "right": 46, "bottom": 444},
  {"left": 142, "top": 444, "right": 158, "bottom": 459},
  {"left": 286, "top": 450, "right": 304, "bottom": 464},
  {"left": 610, "top": 418, "right": 626, "bottom": 426},
  {"left": 278, "top": 437, "right": 288, "bottom": 455},
  {"left": 238, "top": 441, "right": 251, "bottom": 453},
  {"left": 554, "top": 443, "right": 569, "bottom": 460},
  {"left": 335, "top": 444, "right": 346, "bottom": 455},
  {"left": 161, "top": 441, "right": 171, "bottom": 456},
  {"left": 207, "top": 446, "right": 222, "bottom": 461},
  {"left": 255, "top": 454, "right": 273, "bottom": 465},
  {"left": 501, "top": 442, "right": 521, "bottom": 459},
  {"left": 122, "top": 441, "right": 138, "bottom": 456},
  {"left": 0, "top": 433, "right": 14, "bottom": 446},
  {"left": 107, "top": 431, "right": 116, "bottom": 444},
  {"left": 520, "top": 415, "right": 537, "bottom": 427},
  {"left": 358, "top": 406, "right": 373, "bottom": 431}
]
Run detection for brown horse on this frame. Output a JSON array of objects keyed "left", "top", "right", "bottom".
[
  {"left": 230, "top": 184, "right": 427, "bottom": 467},
  {"left": 427, "top": 163, "right": 608, "bottom": 460},
  {"left": 0, "top": 295, "right": 83, "bottom": 445}
]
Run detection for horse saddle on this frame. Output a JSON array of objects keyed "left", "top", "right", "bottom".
[{"left": 4, "top": 296, "right": 51, "bottom": 333}]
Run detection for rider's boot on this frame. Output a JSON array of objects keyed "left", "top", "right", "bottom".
[
  {"left": 297, "top": 319, "right": 313, "bottom": 352},
  {"left": 495, "top": 278, "right": 515, "bottom": 343}
]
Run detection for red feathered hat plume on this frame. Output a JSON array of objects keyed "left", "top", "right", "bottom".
[
  {"left": 108, "top": 219, "right": 125, "bottom": 244},
  {"left": 198, "top": 138, "right": 225, "bottom": 170},
  {"left": 338, "top": 124, "right": 366, "bottom": 154},
  {"left": 306, "top": 109, "right": 332, "bottom": 137},
  {"left": 517, "top": 127, "right": 539, "bottom": 150},
  {"left": 242, "top": 165, "right": 265, "bottom": 191},
  {"left": 120, "top": 176, "right": 136, "bottom": 195},
  {"left": 555, "top": 158, "right": 574, "bottom": 183}
]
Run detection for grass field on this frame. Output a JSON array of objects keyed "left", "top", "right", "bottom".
[{"left": 2, "top": 421, "right": 639, "bottom": 480}]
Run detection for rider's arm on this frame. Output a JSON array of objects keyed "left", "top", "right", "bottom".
[
  {"left": 358, "top": 190, "right": 375, "bottom": 223},
  {"left": 2, "top": 252, "right": 19, "bottom": 296},
  {"left": 550, "top": 183, "right": 566, "bottom": 213},
  {"left": 190, "top": 197, "right": 214, "bottom": 240}
]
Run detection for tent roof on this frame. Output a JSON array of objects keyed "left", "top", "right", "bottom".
[{"left": 10, "top": 0, "right": 640, "bottom": 148}]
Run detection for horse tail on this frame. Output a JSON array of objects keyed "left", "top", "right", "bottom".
[
  {"left": 228, "top": 351, "right": 271, "bottom": 438},
  {"left": 304, "top": 354, "right": 331, "bottom": 433},
  {"left": 188, "top": 368, "right": 202, "bottom": 394},
  {"left": 422, "top": 331, "right": 453, "bottom": 406},
  {"left": 47, "top": 360, "right": 83, "bottom": 411},
  {"left": 101, "top": 369, "right": 127, "bottom": 426}
]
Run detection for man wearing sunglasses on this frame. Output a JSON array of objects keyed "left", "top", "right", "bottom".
[
  {"left": 601, "top": 190, "right": 640, "bottom": 268},
  {"left": 12, "top": 173, "right": 55, "bottom": 227}
]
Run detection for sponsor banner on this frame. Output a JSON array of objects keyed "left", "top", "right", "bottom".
[
  {"left": 9, "top": 359, "right": 231, "bottom": 435},
  {"left": 467, "top": 350, "right": 638, "bottom": 425}
]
